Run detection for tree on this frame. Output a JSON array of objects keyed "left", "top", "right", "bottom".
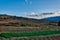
[{"left": 58, "top": 21, "right": 60, "bottom": 26}]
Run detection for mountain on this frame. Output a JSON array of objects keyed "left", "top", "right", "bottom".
[
  {"left": 41, "top": 11, "right": 60, "bottom": 21},
  {"left": 42, "top": 16, "right": 60, "bottom": 21}
]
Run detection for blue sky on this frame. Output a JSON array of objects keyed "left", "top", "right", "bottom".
[{"left": 0, "top": 0, "right": 60, "bottom": 16}]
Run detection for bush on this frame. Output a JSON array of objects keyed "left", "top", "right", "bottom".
[{"left": 20, "top": 24, "right": 26, "bottom": 26}]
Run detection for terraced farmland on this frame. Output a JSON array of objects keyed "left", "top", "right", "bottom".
[
  {"left": 1, "top": 30, "right": 60, "bottom": 38},
  {"left": 0, "top": 26, "right": 60, "bottom": 40},
  {"left": 0, "top": 30, "right": 60, "bottom": 40},
  {"left": 0, "top": 26, "right": 60, "bottom": 32}
]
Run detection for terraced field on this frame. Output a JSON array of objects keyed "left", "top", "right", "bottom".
[
  {"left": 0, "top": 26, "right": 60, "bottom": 40},
  {"left": 0, "top": 26, "right": 60, "bottom": 32},
  {"left": 0, "top": 30, "right": 60, "bottom": 40},
  {"left": 0, "top": 30, "right": 60, "bottom": 38}
]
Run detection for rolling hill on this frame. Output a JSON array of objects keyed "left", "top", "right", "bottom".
[{"left": 0, "top": 14, "right": 58, "bottom": 27}]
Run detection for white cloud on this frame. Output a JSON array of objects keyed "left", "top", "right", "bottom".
[
  {"left": 24, "top": 11, "right": 60, "bottom": 19},
  {"left": 30, "top": 12, "right": 36, "bottom": 15},
  {"left": 25, "top": 0, "right": 28, "bottom": 4},
  {"left": 24, "top": 0, "right": 32, "bottom": 5}
]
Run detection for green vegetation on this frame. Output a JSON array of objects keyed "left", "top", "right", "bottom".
[{"left": 0, "top": 30, "right": 60, "bottom": 38}]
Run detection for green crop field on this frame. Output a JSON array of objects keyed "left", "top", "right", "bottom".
[{"left": 0, "top": 30, "right": 60, "bottom": 38}]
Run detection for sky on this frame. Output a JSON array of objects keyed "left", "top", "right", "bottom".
[{"left": 0, "top": 0, "right": 60, "bottom": 16}]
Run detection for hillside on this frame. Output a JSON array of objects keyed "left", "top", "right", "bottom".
[{"left": 0, "top": 14, "right": 59, "bottom": 27}]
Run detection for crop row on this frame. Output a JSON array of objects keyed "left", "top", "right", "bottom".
[
  {"left": 15, "top": 35, "right": 60, "bottom": 40},
  {"left": 0, "top": 30, "right": 60, "bottom": 38},
  {"left": 0, "top": 35, "right": 60, "bottom": 40}
]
